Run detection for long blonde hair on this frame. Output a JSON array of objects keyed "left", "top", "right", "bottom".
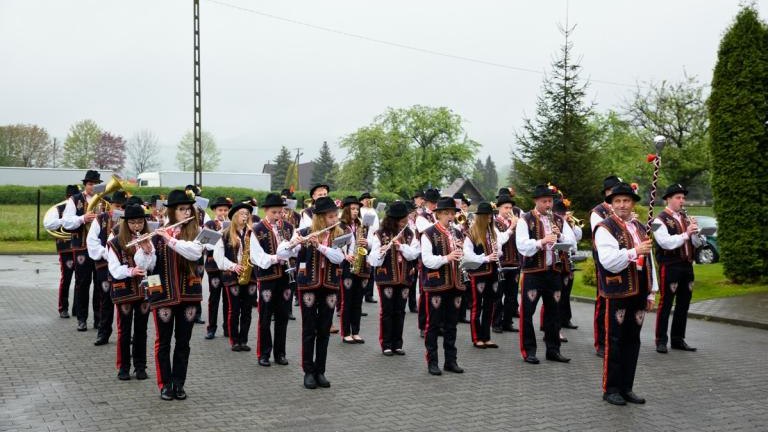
[
  {"left": 310, "top": 213, "right": 342, "bottom": 242},
  {"left": 228, "top": 208, "right": 251, "bottom": 250},
  {"left": 468, "top": 213, "right": 495, "bottom": 247}
]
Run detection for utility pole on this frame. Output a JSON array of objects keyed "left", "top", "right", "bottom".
[{"left": 193, "top": 0, "right": 203, "bottom": 189}]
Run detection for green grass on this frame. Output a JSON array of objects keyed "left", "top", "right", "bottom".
[
  {"left": 0, "top": 240, "right": 56, "bottom": 254},
  {"left": 572, "top": 263, "right": 768, "bottom": 303},
  {"left": 0, "top": 204, "right": 49, "bottom": 241}
]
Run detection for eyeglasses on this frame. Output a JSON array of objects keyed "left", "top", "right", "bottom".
[{"left": 176, "top": 207, "right": 192, "bottom": 212}]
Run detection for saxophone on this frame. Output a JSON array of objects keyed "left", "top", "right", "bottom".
[
  {"left": 351, "top": 222, "right": 368, "bottom": 275},
  {"left": 237, "top": 230, "right": 253, "bottom": 285}
]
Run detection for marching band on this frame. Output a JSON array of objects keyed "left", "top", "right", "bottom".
[{"left": 52, "top": 168, "right": 706, "bottom": 405}]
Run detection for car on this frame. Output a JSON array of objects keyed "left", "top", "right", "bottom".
[{"left": 691, "top": 215, "right": 719, "bottom": 264}]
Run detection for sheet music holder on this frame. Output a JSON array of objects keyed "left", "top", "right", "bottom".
[
  {"left": 110, "top": 209, "right": 124, "bottom": 222},
  {"left": 332, "top": 233, "right": 353, "bottom": 249},
  {"left": 155, "top": 199, "right": 166, "bottom": 211},
  {"left": 195, "top": 227, "right": 222, "bottom": 246},
  {"left": 362, "top": 212, "right": 376, "bottom": 227},
  {"left": 222, "top": 221, "right": 231, "bottom": 230},
  {"left": 375, "top": 202, "right": 386, "bottom": 213},
  {"left": 553, "top": 243, "right": 573, "bottom": 252},
  {"left": 147, "top": 221, "right": 160, "bottom": 232},
  {"left": 285, "top": 199, "right": 297, "bottom": 210},
  {"left": 194, "top": 196, "right": 209, "bottom": 210},
  {"left": 699, "top": 227, "right": 716, "bottom": 236},
  {"left": 251, "top": 206, "right": 259, "bottom": 216}
]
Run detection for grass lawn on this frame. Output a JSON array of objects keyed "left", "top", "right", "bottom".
[
  {"left": 572, "top": 262, "right": 768, "bottom": 303},
  {"left": 0, "top": 240, "right": 56, "bottom": 254},
  {"left": 0, "top": 204, "right": 46, "bottom": 241}
]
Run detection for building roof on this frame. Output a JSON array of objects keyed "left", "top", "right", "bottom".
[{"left": 442, "top": 177, "right": 485, "bottom": 204}]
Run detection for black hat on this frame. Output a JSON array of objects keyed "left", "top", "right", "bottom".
[
  {"left": 553, "top": 199, "right": 568, "bottom": 214},
  {"left": 496, "top": 194, "right": 515, "bottom": 206},
  {"left": 605, "top": 182, "right": 641, "bottom": 203},
  {"left": 424, "top": 188, "right": 441, "bottom": 203},
  {"left": 112, "top": 191, "right": 128, "bottom": 205},
  {"left": 342, "top": 195, "right": 361, "bottom": 207},
  {"left": 122, "top": 204, "right": 148, "bottom": 220},
  {"left": 126, "top": 196, "right": 144, "bottom": 207},
  {"left": 411, "top": 190, "right": 425, "bottom": 199},
  {"left": 496, "top": 188, "right": 512, "bottom": 198},
  {"left": 386, "top": 201, "right": 409, "bottom": 219},
  {"left": 210, "top": 196, "right": 233, "bottom": 210},
  {"left": 149, "top": 194, "right": 162, "bottom": 206},
  {"left": 603, "top": 175, "right": 622, "bottom": 193},
  {"left": 452, "top": 192, "right": 470, "bottom": 206},
  {"left": 475, "top": 202, "right": 493, "bottom": 215},
  {"left": 312, "top": 196, "right": 338, "bottom": 214},
  {"left": 82, "top": 170, "right": 102, "bottom": 184},
  {"left": 310, "top": 184, "right": 330, "bottom": 197},
  {"left": 532, "top": 184, "right": 558, "bottom": 199},
  {"left": 238, "top": 196, "right": 256, "bottom": 206},
  {"left": 65, "top": 185, "right": 80, "bottom": 197},
  {"left": 405, "top": 200, "right": 417, "bottom": 212},
  {"left": 228, "top": 202, "right": 253, "bottom": 220},
  {"left": 262, "top": 193, "right": 285, "bottom": 208},
  {"left": 102, "top": 195, "right": 113, "bottom": 204},
  {"left": 359, "top": 192, "right": 373, "bottom": 201},
  {"left": 166, "top": 189, "right": 196, "bottom": 207},
  {"left": 662, "top": 183, "right": 688, "bottom": 200},
  {"left": 185, "top": 184, "right": 201, "bottom": 196},
  {"left": 280, "top": 188, "right": 294, "bottom": 199},
  {"left": 434, "top": 196, "right": 460, "bottom": 212}
]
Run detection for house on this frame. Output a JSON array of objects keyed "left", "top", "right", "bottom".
[
  {"left": 261, "top": 162, "right": 315, "bottom": 191},
  {"left": 442, "top": 177, "right": 485, "bottom": 204}
]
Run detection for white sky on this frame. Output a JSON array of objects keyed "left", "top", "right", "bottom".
[{"left": 0, "top": 0, "right": 763, "bottom": 176}]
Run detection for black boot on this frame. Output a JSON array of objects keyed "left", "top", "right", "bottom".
[{"left": 303, "top": 373, "right": 318, "bottom": 389}]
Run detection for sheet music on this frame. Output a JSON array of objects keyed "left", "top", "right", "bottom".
[{"left": 195, "top": 227, "right": 222, "bottom": 246}]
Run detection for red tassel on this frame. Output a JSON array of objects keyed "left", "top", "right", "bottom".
[{"left": 646, "top": 154, "right": 657, "bottom": 163}]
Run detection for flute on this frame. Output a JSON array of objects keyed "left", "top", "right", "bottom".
[
  {"left": 126, "top": 216, "right": 195, "bottom": 247},
  {"left": 379, "top": 225, "right": 409, "bottom": 256},
  {"left": 289, "top": 222, "right": 341, "bottom": 247}
]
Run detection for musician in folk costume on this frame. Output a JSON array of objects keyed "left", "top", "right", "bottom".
[
  {"left": 367, "top": 201, "right": 420, "bottom": 356},
  {"left": 491, "top": 190, "right": 522, "bottom": 333},
  {"left": 414, "top": 188, "right": 440, "bottom": 337},
  {"left": 204, "top": 197, "right": 232, "bottom": 340},
  {"left": 299, "top": 184, "right": 330, "bottom": 230},
  {"left": 338, "top": 196, "right": 372, "bottom": 344},
  {"left": 44, "top": 184, "right": 80, "bottom": 319}
]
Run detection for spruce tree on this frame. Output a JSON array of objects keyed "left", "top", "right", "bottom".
[
  {"left": 311, "top": 141, "right": 337, "bottom": 189},
  {"left": 511, "top": 25, "right": 600, "bottom": 211},
  {"left": 707, "top": 6, "right": 768, "bottom": 282},
  {"left": 484, "top": 155, "right": 498, "bottom": 198},
  {"left": 271, "top": 146, "right": 292, "bottom": 191}
]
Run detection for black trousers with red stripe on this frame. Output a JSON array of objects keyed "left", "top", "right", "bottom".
[
  {"left": 95, "top": 264, "right": 114, "bottom": 340},
  {"left": 470, "top": 276, "right": 497, "bottom": 343},
  {"left": 224, "top": 283, "right": 255, "bottom": 346},
  {"left": 492, "top": 270, "right": 520, "bottom": 329},
  {"left": 417, "top": 269, "right": 427, "bottom": 331},
  {"left": 73, "top": 249, "right": 98, "bottom": 325},
  {"left": 594, "top": 293, "right": 606, "bottom": 352},
  {"left": 340, "top": 275, "right": 365, "bottom": 337},
  {"left": 559, "top": 271, "right": 575, "bottom": 325},
  {"left": 603, "top": 293, "right": 646, "bottom": 395},
  {"left": 378, "top": 284, "right": 408, "bottom": 351},
  {"left": 408, "top": 276, "right": 418, "bottom": 312},
  {"left": 519, "top": 271, "right": 562, "bottom": 358},
  {"left": 205, "top": 271, "right": 229, "bottom": 335},
  {"left": 152, "top": 303, "right": 197, "bottom": 390},
  {"left": 424, "top": 289, "right": 462, "bottom": 366},
  {"left": 655, "top": 262, "right": 694, "bottom": 347},
  {"left": 115, "top": 301, "right": 149, "bottom": 373},
  {"left": 299, "top": 288, "right": 336, "bottom": 375},
  {"left": 257, "top": 277, "right": 291, "bottom": 361},
  {"left": 57, "top": 251, "right": 76, "bottom": 315}
]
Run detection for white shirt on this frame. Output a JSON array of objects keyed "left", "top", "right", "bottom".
[
  {"left": 213, "top": 230, "right": 246, "bottom": 272},
  {"left": 107, "top": 243, "right": 135, "bottom": 280},
  {"left": 415, "top": 209, "right": 435, "bottom": 234},
  {"left": 43, "top": 205, "right": 63, "bottom": 230},
  {"left": 360, "top": 207, "right": 380, "bottom": 232},
  {"left": 420, "top": 224, "right": 458, "bottom": 270},
  {"left": 653, "top": 210, "right": 703, "bottom": 252},
  {"left": 134, "top": 232, "right": 203, "bottom": 272},
  {"left": 86, "top": 219, "right": 109, "bottom": 261},
  {"left": 367, "top": 230, "right": 420, "bottom": 267},
  {"left": 62, "top": 193, "right": 94, "bottom": 230},
  {"left": 590, "top": 204, "right": 611, "bottom": 233},
  {"left": 516, "top": 211, "right": 577, "bottom": 266},
  {"left": 595, "top": 221, "right": 658, "bottom": 294},
  {"left": 249, "top": 220, "right": 300, "bottom": 270},
  {"left": 462, "top": 227, "right": 507, "bottom": 266},
  {"left": 299, "top": 209, "right": 313, "bottom": 230}
]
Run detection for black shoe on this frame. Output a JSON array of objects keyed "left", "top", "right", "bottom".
[
  {"left": 364, "top": 296, "right": 377, "bottom": 303},
  {"left": 135, "top": 369, "right": 148, "bottom": 380},
  {"left": 561, "top": 321, "right": 578, "bottom": 329},
  {"left": 361, "top": 311, "right": 368, "bottom": 317},
  {"left": 174, "top": 385, "right": 187, "bottom": 400},
  {"left": 315, "top": 373, "right": 331, "bottom": 388},
  {"left": 94, "top": 337, "right": 108, "bottom": 346},
  {"left": 304, "top": 373, "right": 318, "bottom": 389},
  {"left": 240, "top": 344, "right": 251, "bottom": 352},
  {"left": 419, "top": 330, "right": 424, "bottom": 338},
  {"left": 383, "top": 349, "right": 394, "bottom": 356},
  {"left": 60, "top": 311, "right": 70, "bottom": 318},
  {"left": 671, "top": 340, "right": 697, "bottom": 352},
  {"left": 223, "top": 330, "right": 229, "bottom": 338},
  {"left": 409, "top": 308, "right": 418, "bottom": 313},
  {"left": 620, "top": 391, "right": 646, "bottom": 404},
  {"left": 427, "top": 364, "right": 442, "bottom": 376},
  {"left": 275, "top": 356, "right": 289, "bottom": 366},
  {"left": 194, "top": 318, "right": 205, "bottom": 325},
  {"left": 656, "top": 344, "right": 668, "bottom": 354},
  {"left": 93, "top": 322, "right": 99, "bottom": 329},
  {"left": 288, "top": 314, "right": 296, "bottom": 320},
  {"left": 117, "top": 369, "right": 130, "bottom": 381},
  {"left": 596, "top": 347, "right": 605, "bottom": 358},
  {"left": 160, "top": 386, "right": 174, "bottom": 401},
  {"left": 603, "top": 392, "right": 626, "bottom": 406},
  {"left": 523, "top": 355, "right": 540, "bottom": 364},
  {"left": 458, "top": 318, "right": 470, "bottom": 324},
  {"left": 258, "top": 358, "right": 271, "bottom": 367},
  {"left": 546, "top": 352, "right": 571, "bottom": 363},
  {"left": 443, "top": 362, "right": 464, "bottom": 373},
  {"left": 560, "top": 335, "right": 568, "bottom": 343},
  {"left": 231, "top": 344, "right": 242, "bottom": 352},
  {"left": 492, "top": 326, "right": 503, "bottom": 334},
  {"left": 502, "top": 324, "right": 518, "bottom": 333},
  {"left": 393, "top": 348, "right": 406, "bottom": 356},
  {"left": 77, "top": 321, "right": 87, "bottom": 332},
  {"left": 294, "top": 299, "right": 300, "bottom": 307},
  {"left": 205, "top": 330, "right": 215, "bottom": 340}
]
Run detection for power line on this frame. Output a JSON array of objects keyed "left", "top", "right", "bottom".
[{"left": 204, "top": 0, "right": 643, "bottom": 89}]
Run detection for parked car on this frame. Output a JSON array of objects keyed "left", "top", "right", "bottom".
[{"left": 692, "top": 215, "right": 719, "bottom": 264}]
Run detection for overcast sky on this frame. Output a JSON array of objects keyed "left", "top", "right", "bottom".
[{"left": 0, "top": 0, "right": 763, "bottom": 177}]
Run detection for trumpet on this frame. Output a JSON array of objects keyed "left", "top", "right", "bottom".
[
  {"left": 566, "top": 211, "right": 584, "bottom": 228},
  {"left": 126, "top": 216, "right": 196, "bottom": 247},
  {"left": 455, "top": 212, "right": 467, "bottom": 225}
]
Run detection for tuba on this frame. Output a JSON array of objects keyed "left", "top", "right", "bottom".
[{"left": 45, "top": 174, "right": 127, "bottom": 240}]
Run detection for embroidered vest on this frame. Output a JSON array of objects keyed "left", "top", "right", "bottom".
[
  {"left": 655, "top": 210, "right": 694, "bottom": 265},
  {"left": 494, "top": 207, "right": 522, "bottom": 266},
  {"left": 253, "top": 219, "right": 294, "bottom": 282},
  {"left": 421, "top": 225, "right": 465, "bottom": 292},
  {"left": 596, "top": 216, "right": 652, "bottom": 299},
  {"left": 147, "top": 235, "right": 203, "bottom": 308},
  {"left": 374, "top": 228, "right": 416, "bottom": 286},
  {"left": 296, "top": 227, "right": 342, "bottom": 291},
  {"left": 415, "top": 208, "right": 435, "bottom": 234},
  {"left": 220, "top": 228, "right": 256, "bottom": 287},
  {"left": 65, "top": 193, "right": 88, "bottom": 249},
  {"left": 55, "top": 203, "right": 72, "bottom": 253},
  {"left": 107, "top": 237, "right": 144, "bottom": 304},
  {"left": 521, "top": 211, "right": 565, "bottom": 273}
]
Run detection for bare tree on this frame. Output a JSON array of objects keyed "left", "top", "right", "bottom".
[{"left": 126, "top": 129, "right": 161, "bottom": 176}]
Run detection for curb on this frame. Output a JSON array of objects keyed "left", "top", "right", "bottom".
[{"left": 572, "top": 295, "right": 768, "bottom": 331}]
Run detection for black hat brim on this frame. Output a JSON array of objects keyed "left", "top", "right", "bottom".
[
  {"left": 228, "top": 203, "right": 254, "bottom": 220},
  {"left": 605, "top": 192, "right": 641, "bottom": 203}
]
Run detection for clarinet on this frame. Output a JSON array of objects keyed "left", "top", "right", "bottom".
[
  {"left": 488, "top": 228, "right": 505, "bottom": 281},
  {"left": 545, "top": 210, "right": 561, "bottom": 265},
  {"left": 273, "top": 219, "right": 296, "bottom": 284}
]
